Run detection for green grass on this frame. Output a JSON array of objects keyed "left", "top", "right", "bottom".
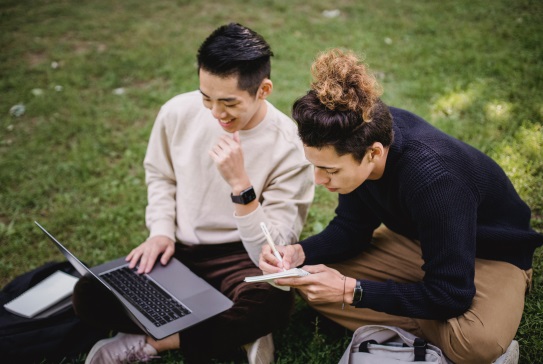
[{"left": 1, "top": 0, "right": 542, "bottom": 362}]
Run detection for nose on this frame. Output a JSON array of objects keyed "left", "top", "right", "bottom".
[
  {"left": 211, "top": 103, "right": 226, "bottom": 120},
  {"left": 314, "top": 168, "right": 330, "bottom": 185}
]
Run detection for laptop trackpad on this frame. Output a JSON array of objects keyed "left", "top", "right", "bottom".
[{"left": 148, "top": 258, "right": 210, "bottom": 300}]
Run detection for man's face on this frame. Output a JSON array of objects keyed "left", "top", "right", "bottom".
[
  {"left": 303, "top": 145, "right": 375, "bottom": 194},
  {"left": 199, "top": 69, "right": 266, "bottom": 133}
]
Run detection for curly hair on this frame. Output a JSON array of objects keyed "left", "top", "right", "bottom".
[{"left": 292, "top": 49, "right": 393, "bottom": 162}]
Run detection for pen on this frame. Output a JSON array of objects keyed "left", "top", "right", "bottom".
[{"left": 260, "top": 222, "right": 286, "bottom": 271}]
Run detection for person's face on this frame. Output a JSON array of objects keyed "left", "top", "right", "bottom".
[
  {"left": 303, "top": 145, "right": 378, "bottom": 194},
  {"left": 199, "top": 69, "right": 270, "bottom": 133}
]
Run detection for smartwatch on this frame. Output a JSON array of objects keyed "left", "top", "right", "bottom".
[
  {"left": 351, "top": 279, "right": 363, "bottom": 305},
  {"left": 231, "top": 186, "right": 257, "bottom": 205}
]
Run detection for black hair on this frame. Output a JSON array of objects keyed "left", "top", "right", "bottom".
[{"left": 197, "top": 23, "right": 273, "bottom": 96}]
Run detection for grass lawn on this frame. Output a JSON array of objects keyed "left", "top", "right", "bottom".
[{"left": 1, "top": 0, "right": 542, "bottom": 362}]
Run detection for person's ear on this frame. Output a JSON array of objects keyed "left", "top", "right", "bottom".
[
  {"left": 258, "top": 79, "right": 273, "bottom": 99},
  {"left": 368, "top": 142, "right": 385, "bottom": 162}
]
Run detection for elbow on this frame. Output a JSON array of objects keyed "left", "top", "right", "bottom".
[{"left": 432, "top": 292, "right": 474, "bottom": 320}]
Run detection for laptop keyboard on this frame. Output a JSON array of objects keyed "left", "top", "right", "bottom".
[{"left": 101, "top": 266, "right": 191, "bottom": 327}]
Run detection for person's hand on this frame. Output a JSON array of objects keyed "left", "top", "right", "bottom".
[
  {"left": 209, "top": 131, "right": 250, "bottom": 191},
  {"left": 259, "top": 243, "right": 306, "bottom": 273},
  {"left": 275, "top": 264, "right": 355, "bottom": 304},
  {"left": 126, "top": 235, "right": 175, "bottom": 274}
]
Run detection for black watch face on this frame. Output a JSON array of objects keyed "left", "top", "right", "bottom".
[{"left": 242, "top": 188, "right": 256, "bottom": 203}]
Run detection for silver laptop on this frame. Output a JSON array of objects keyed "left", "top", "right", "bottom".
[{"left": 35, "top": 221, "right": 233, "bottom": 340}]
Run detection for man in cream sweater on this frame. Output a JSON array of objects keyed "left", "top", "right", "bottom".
[{"left": 75, "top": 23, "right": 314, "bottom": 364}]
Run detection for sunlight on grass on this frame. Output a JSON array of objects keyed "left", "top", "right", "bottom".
[
  {"left": 431, "top": 88, "right": 476, "bottom": 119},
  {"left": 485, "top": 101, "right": 512, "bottom": 122},
  {"left": 491, "top": 123, "right": 543, "bottom": 228}
]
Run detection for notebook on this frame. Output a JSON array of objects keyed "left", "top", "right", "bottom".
[
  {"left": 34, "top": 221, "right": 233, "bottom": 340},
  {"left": 3, "top": 270, "right": 78, "bottom": 318},
  {"left": 244, "top": 268, "right": 310, "bottom": 283}
]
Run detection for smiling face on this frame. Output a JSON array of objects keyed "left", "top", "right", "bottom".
[
  {"left": 303, "top": 144, "right": 387, "bottom": 194},
  {"left": 199, "top": 69, "right": 272, "bottom": 133}
]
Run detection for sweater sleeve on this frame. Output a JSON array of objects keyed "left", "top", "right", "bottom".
[
  {"left": 357, "top": 173, "right": 478, "bottom": 320},
  {"left": 143, "top": 108, "right": 177, "bottom": 242},
  {"left": 300, "top": 191, "right": 381, "bottom": 264},
  {"left": 236, "top": 161, "right": 315, "bottom": 266}
]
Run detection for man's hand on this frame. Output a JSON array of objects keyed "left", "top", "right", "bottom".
[
  {"left": 276, "top": 265, "right": 356, "bottom": 305},
  {"left": 126, "top": 235, "right": 175, "bottom": 274},
  {"left": 259, "top": 243, "right": 306, "bottom": 272},
  {"left": 209, "top": 131, "right": 250, "bottom": 192}
]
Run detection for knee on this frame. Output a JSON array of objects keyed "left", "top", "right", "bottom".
[
  {"left": 439, "top": 323, "right": 505, "bottom": 364},
  {"left": 72, "top": 276, "right": 96, "bottom": 315},
  {"left": 72, "top": 275, "right": 112, "bottom": 318},
  {"left": 236, "top": 282, "right": 294, "bottom": 317}
]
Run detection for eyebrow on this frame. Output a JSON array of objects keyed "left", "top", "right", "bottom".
[{"left": 199, "top": 89, "right": 238, "bottom": 102}]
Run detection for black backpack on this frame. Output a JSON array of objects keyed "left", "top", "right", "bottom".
[{"left": 0, "top": 261, "right": 109, "bottom": 363}]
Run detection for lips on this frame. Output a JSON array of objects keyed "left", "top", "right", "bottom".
[{"left": 218, "top": 119, "right": 235, "bottom": 128}]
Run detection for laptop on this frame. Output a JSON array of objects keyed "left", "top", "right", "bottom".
[{"left": 34, "top": 221, "right": 233, "bottom": 340}]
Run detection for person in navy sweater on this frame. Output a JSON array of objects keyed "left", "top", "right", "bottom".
[{"left": 259, "top": 49, "right": 542, "bottom": 364}]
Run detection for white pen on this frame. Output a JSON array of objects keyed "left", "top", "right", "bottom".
[{"left": 260, "top": 222, "right": 286, "bottom": 271}]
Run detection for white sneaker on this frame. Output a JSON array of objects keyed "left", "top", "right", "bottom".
[
  {"left": 492, "top": 340, "right": 519, "bottom": 364},
  {"left": 85, "top": 333, "right": 159, "bottom": 364},
  {"left": 243, "top": 333, "right": 275, "bottom": 364}
]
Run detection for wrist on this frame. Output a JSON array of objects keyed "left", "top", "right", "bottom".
[
  {"left": 345, "top": 277, "right": 357, "bottom": 304},
  {"left": 294, "top": 244, "right": 306, "bottom": 266},
  {"left": 231, "top": 185, "right": 256, "bottom": 206},
  {"left": 230, "top": 177, "right": 251, "bottom": 195}
]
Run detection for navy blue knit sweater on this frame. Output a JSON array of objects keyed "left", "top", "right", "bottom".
[{"left": 299, "top": 107, "right": 542, "bottom": 320}]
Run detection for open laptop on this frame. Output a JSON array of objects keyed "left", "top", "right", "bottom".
[{"left": 34, "top": 221, "right": 233, "bottom": 340}]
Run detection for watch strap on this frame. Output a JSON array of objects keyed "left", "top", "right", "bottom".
[{"left": 351, "top": 279, "right": 363, "bottom": 305}]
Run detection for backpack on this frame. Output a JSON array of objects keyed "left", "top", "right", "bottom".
[
  {"left": 338, "top": 325, "right": 452, "bottom": 364},
  {"left": 0, "top": 261, "right": 109, "bottom": 363}
]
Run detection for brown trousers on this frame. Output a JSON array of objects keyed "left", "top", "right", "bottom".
[
  {"left": 73, "top": 242, "right": 293, "bottom": 363},
  {"left": 299, "top": 226, "right": 532, "bottom": 364}
]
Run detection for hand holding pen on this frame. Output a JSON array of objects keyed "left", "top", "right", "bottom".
[{"left": 260, "top": 222, "right": 286, "bottom": 271}]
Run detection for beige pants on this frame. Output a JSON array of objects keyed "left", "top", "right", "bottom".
[{"left": 299, "top": 226, "right": 532, "bottom": 364}]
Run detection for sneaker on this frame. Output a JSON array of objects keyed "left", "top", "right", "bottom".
[
  {"left": 244, "top": 333, "right": 275, "bottom": 364},
  {"left": 85, "top": 333, "right": 159, "bottom": 364},
  {"left": 492, "top": 340, "right": 519, "bottom": 364}
]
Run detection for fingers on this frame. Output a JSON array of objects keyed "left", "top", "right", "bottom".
[
  {"left": 126, "top": 249, "right": 142, "bottom": 269},
  {"left": 281, "top": 246, "right": 295, "bottom": 270},
  {"left": 125, "top": 236, "right": 174, "bottom": 274},
  {"left": 232, "top": 131, "right": 240, "bottom": 143},
  {"left": 299, "top": 264, "right": 327, "bottom": 274},
  {"left": 281, "top": 245, "right": 304, "bottom": 270},
  {"left": 210, "top": 134, "right": 241, "bottom": 159},
  {"left": 209, "top": 135, "right": 246, "bottom": 185},
  {"left": 137, "top": 248, "right": 159, "bottom": 274},
  {"left": 277, "top": 266, "right": 344, "bottom": 303},
  {"left": 259, "top": 245, "right": 284, "bottom": 273},
  {"left": 275, "top": 276, "right": 306, "bottom": 287},
  {"left": 160, "top": 244, "right": 175, "bottom": 266}
]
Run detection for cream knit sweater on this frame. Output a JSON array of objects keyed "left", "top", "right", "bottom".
[{"left": 143, "top": 91, "right": 314, "bottom": 265}]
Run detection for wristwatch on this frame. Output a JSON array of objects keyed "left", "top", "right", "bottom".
[
  {"left": 351, "top": 279, "right": 363, "bottom": 305},
  {"left": 231, "top": 186, "right": 257, "bottom": 205}
]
